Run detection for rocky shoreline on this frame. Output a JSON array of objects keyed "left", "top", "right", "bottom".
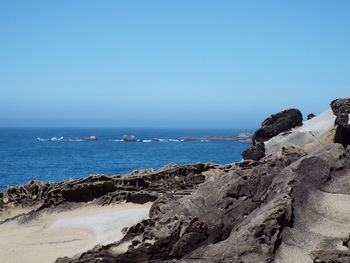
[{"left": 1, "top": 98, "right": 350, "bottom": 263}]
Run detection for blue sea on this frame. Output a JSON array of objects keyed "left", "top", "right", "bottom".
[{"left": 0, "top": 128, "right": 252, "bottom": 191}]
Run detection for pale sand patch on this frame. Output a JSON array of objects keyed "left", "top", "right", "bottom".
[
  {"left": 275, "top": 190, "right": 350, "bottom": 263},
  {"left": 0, "top": 202, "right": 152, "bottom": 263}
]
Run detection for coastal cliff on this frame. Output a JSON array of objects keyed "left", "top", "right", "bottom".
[{"left": 1, "top": 98, "right": 350, "bottom": 263}]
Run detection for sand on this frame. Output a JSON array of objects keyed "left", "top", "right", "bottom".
[
  {"left": 0, "top": 202, "right": 152, "bottom": 263},
  {"left": 275, "top": 190, "right": 350, "bottom": 263}
]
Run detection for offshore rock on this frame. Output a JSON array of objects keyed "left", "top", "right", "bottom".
[{"left": 122, "top": 135, "right": 138, "bottom": 142}]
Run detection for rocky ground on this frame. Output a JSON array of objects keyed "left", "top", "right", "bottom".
[{"left": 1, "top": 98, "right": 350, "bottom": 263}]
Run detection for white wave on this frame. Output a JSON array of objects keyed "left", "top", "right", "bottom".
[
  {"left": 109, "top": 139, "right": 123, "bottom": 142},
  {"left": 36, "top": 137, "right": 49, "bottom": 141},
  {"left": 169, "top": 139, "right": 180, "bottom": 142},
  {"left": 142, "top": 140, "right": 152, "bottom": 143},
  {"left": 50, "top": 137, "right": 64, "bottom": 141}
]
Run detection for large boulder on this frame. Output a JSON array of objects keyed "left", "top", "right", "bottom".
[
  {"left": 243, "top": 108, "right": 303, "bottom": 160},
  {"left": 253, "top": 108, "right": 303, "bottom": 144}
]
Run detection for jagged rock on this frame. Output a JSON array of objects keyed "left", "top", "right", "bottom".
[
  {"left": 331, "top": 98, "right": 350, "bottom": 147},
  {"left": 241, "top": 142, "right": 265, "bottom": 161},
  {"left": 55, "top": 144, "right": 306, "bottom": 263},
  {"left": 307, "top": 113, "right": 316, "bottom": 120},
  {"left": 0, "top": 163, "right": 218, "bottom": 217},
  {"left": 4, "top": 99, "right": 350, "bottom": 263},
  {"left": 243, "top": 108, "right": 303, "bottom": 161},
  {"left": 55, "top": 143, "right": 350, "bottom": 263},
  {"left": 253, "top": 108, "right": 303, "bottom": 144}
]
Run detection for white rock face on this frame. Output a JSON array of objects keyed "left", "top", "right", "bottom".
[{"left": 264, "top": 109, "right": 336, "bottom": 155}]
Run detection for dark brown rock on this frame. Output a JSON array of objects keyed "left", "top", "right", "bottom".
[
  {"left": 331, "top": 98, "right": 350, "bottom": 147},
  {"left": 307, "top": 113, "right": 316, "bottom": 120},
  {"left": 253, "top": 108, "right": 303, "bottom": 144},
  {"left": 242, "top": 142, "right": 265, "bottom": 161},
  {"left": 243, "top": 108, "right": 303, "bottom": 161}
]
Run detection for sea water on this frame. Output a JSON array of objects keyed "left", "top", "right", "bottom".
[{"left": 0, "top": 127, "right": 252, "bottom": 191}]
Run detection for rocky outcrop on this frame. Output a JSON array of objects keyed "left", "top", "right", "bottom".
[
  {"left": 241, "top": 142, "right": 265, "bottom": 161},
  {"left": 122, "top": 135, "right": 138, "bottom": 142},
  {"left": 243, "top": 108, "right": 303, "bottom": 160},
  {"left": 56, "top": 142, "right": 350, "bottom": 263},
  {"left": 253, "top": 108, "right": 303, "bottom": 144},
  {"left": 4, "top": 98, "right": 350, "bottom": 263},
  {"left": 331, "top": 98, "right": 350, "bottom": 147},
  {"left": 0, "top": 163, "right": 218, "bottom": 217},
  {"left": 177, "top": 133, "right": 253, "bottom": 144},
  {"left": 55, "top": 145, "right": 302, "bottom": 263}
]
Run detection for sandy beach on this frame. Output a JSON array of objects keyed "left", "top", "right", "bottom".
[{"left": 0, "top": 202, "right": 152, "bottom": 263}]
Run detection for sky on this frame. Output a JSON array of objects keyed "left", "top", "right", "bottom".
[{"left": 0, "top": 1, "right": 349, "bottom": 128}]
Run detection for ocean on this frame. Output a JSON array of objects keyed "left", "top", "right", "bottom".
[{"left": 0, "top": 127, "right": 252, "bottom": 191}]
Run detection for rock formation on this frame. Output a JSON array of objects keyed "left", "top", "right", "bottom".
[
  {"left": 331, "top": 98, "right": 350, "bottom": 147},
  {"left": 2, "top": 97, "right": 350, "bottom": 263},
  {"left": 243, "top": 108, "right": 303, "bottom": 160}
]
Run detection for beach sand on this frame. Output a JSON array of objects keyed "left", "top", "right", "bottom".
[{"left": 0, "top": 202, "right": 152, "bottom": 263}]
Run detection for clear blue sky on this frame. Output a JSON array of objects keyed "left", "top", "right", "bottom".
[{"left": 1, "top": 1, "right": 349, "bottom": 128}]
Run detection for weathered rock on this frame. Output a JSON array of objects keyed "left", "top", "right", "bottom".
[
  {"left": 307, "top": 113, "right": 316, "bottom": 120},
  {"left": 253, "top": 108, "right": 303, "bottom": 144},
  {"left": 242, "top": 142, "right": 265, "bottom": 161},
  {"left": 0, "top": 163, "right": 218, "bottom": 218},
  {"left": 243, "top": 108, "right": 303, "bottom": 161},
  {"left": 4, "top": 99, "right": 350, "bottom": 263},
  {"left": 331, "top": 98, "right": 350, "bottom": 147},
  {"left": 55, "top": 143, "right": 350, "bottom": 263},
  {"left": 55, "top": 144, "right": 307, "bottom": 263}
]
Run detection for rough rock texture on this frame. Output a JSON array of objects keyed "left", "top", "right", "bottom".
[
  {"left": 253, "top": 108, "right": 303, "bottom": 144},
  {"left": 243, "top": 108, "right": 303, "bottom": 160},
  {"left": 55, "top": 143, "right": 350, "bottom": 263},
  {"left": 4, "top": 98, "right": 350, "bottom": 263},
  {"left": 0, "top": 163, "right": 218, "bottom": 221},
  {"left": 331, "top": 98, "right": 350, "bottom": 147},
  {"left": 241, "top": 142, "right": 265, "bottom": 161}
]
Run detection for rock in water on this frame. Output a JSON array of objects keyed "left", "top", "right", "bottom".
[{"left": 122, "top": 135, "right": 138, "bottom": 142}]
